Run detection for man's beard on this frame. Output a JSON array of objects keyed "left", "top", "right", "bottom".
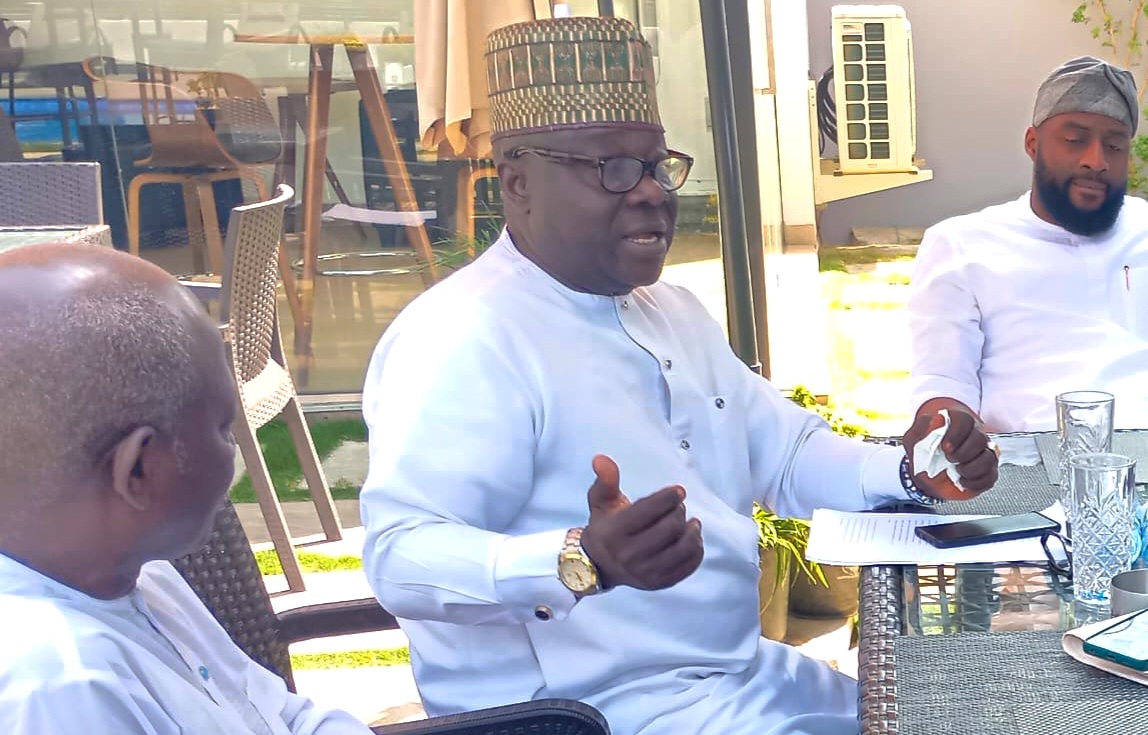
[{"left": 1034, "top": 155, "right": 1125, "bottom": 236}]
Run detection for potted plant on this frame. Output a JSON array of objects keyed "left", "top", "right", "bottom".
[{"left": 755, "top": 504, "right": 825, "bottom": 641}]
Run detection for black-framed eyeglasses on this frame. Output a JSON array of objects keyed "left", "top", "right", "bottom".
[
  {"left": 509, "top": 146, "right": 694, "bottom": 194},
  {"left": 1042, "top": 530, "right": 1073, "bottom": 578}
]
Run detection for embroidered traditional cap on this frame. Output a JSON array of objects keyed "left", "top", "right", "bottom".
[
  {"left": 1032, "top": 56, "right": 1139, "bottom": 135},
  {"left": 485, "top": 16, "right": 662, "bottom": 141}
]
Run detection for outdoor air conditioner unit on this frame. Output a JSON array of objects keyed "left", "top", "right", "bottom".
[{"left": 830, "top": 5, "right": 918, "bottom": 174}]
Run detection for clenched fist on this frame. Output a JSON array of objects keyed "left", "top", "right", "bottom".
[{"left": 902, "top": 407, "right": 998, "bottom": 501}]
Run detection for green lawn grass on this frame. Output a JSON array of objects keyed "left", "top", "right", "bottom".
[
  {"left": 817, "top": 246, "right": 915, "bottom": 273},
  {"left": 229, "top": 417, "right": 367, "bottom": 503},
  {"left": 291, "top": 648, "right": 411, "bottom": 670},
  {"left": 254, "top": 548, "right": 363, "bottom": 576}
]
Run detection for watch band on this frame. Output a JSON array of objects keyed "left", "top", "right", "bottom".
[{"left": 900, "top": 454, "right": 943, "bottom": 506}]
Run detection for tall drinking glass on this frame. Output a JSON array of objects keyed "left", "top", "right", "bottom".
[
  {"left": 1069, "top": 452, "right": 1136, "bottom": 610},
  {"left": 1056, "top": 391, "right": 1115, "bottom": 517}
]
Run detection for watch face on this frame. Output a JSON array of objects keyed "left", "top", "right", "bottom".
[{"left": 558, "top": 556, "right": 596, "bottom": 592}]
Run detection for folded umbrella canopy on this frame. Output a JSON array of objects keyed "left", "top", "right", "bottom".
[{"left": 414, "top": 0, "right": 538, "bottom": 159}]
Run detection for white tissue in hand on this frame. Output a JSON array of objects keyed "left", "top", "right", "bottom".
[{"left": 911, "top": 408, "right": 966, "bottom": 492}]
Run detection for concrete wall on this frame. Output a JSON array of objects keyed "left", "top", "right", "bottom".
[{"left": 806, "top": 0, "right": 1105, "bottom": 243}]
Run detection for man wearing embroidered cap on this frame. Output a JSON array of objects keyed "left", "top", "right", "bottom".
[
  {"left": 909, "top": 56, "right": 1148, "bottom": 432},
  {"left": 361, "top": 16, "right": 997, "bottom": 735}
]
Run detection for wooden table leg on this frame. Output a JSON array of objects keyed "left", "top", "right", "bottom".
[
  {"left": 344, "top": 43, "right": 439, "bottom": 286},
  {"left": 293, "top": 43, "right": 335, "bottom": 383}
]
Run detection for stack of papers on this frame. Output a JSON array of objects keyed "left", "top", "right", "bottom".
[{"left": 806, "top": 503, "right": 1067, "bottom": 566}]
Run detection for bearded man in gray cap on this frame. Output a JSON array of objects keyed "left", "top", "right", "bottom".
[{"left": 909, "top": 55, "right": 1148, "bottom": 433}]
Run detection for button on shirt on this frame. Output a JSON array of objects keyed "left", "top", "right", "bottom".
[
  {"left": 360, "top": 231, "right": 914, "bottom": 735},
  {"left": 0, "top": 556, "right": 370, "bottom": 735},
  {"left": 909, "top": 194, "right": 1148, "bottom": 432}
]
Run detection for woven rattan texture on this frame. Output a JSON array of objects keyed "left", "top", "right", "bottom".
[
  {"left": 894, "top": 630, "right": 1148, "bottom": 735},
  {"left": 933, "top": 461, "right": 1059, "bottom": 516},
  {"left": 223, "top": 193, "right": 294, "bottom": 428},
  {"left": 859, "top": 566, "right": 903, "bottom": 735},
  {"left": 171, "top": 502, "right": 291, "bottom": 682},
  {"left": 1035, "top": 431, "right": 1148, "bottom": 485},
  {"left": 0, "top": 163, "right": 102, "bottom": 226}
]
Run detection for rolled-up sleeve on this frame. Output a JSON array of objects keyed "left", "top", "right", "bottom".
[{"left": 908, "top": 226, "right": 984, "bottom": 413}]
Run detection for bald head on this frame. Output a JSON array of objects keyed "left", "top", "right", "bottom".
[{"left": 0, "top": 244, "right": 216, "bottom": 488}]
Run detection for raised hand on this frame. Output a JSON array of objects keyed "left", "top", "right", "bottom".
[{"left": 579, "top": 454, "right": 704, "bottom": 591}]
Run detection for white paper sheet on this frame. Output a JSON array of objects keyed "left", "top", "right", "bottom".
[{"left": 806, "top": 503, "right": 1067, "bottom": 566}]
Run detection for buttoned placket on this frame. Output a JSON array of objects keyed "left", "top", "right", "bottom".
[{"left": 615, "top": 295, "right": 692, "bottom": 462}]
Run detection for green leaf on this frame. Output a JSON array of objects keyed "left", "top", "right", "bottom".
[{"left": 753, "top": 504, "right": 826, "bottom": 587}]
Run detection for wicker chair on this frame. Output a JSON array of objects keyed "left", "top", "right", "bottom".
[
  {"left": 173, "top": 502, "right": 611, "bottom": 735},
  {"left": 0, "top": 161, "right": 103, "bottom": 226},
  {"left": 185, "top": 183, "right": 342, "bottom": 593}
]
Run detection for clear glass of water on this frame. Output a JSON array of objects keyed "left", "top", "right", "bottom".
[
  {"left": 1069, "top": 452, "right": 1136, "bottom": 609},
  {"left": 1056, "top": 391, "right": 1115, "bottom": 515}
]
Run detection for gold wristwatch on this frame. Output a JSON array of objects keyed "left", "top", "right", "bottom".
[{"left": 557, "top": 527, "right": 602, "bottom": 597}]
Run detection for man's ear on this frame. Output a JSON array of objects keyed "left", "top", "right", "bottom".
[
  {"left": 109, "top": 426, "right": 160, "bottom": 511},
  {"left": 1024, "top": 126, "right": 1038, "bottom": 162},
  {"left": 498, "top": 158, "right": 530, "bottom": 210}
]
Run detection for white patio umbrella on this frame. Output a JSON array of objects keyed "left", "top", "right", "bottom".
[{"left": 414, "top": 0, "right": 540, "bottom": 159}]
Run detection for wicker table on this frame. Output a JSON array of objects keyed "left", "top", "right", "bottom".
[
  {"left": 0, "top": 225, "right": 112, "bottom": 251},
  {"left": 858, "top": 430, "right": 1148, "bottom": 735}
]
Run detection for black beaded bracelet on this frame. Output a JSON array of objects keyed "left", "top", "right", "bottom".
[{"left": 899, "top": 454, "right": 943, "bottom": 506}]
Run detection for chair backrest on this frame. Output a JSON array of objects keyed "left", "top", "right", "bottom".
[
  {"left": 201, "top": 71, "right": 283, "bottom": 165},
  {"left": 0, "top": 162, "right": 103, "bottom": 226},
  {"left": 171, "top": 501, "right": 293, "bottom": 684},
  {"left": 93, "top": 62, "right": 281, "bottom": 169},
  {"left": 219, "top": 184, "right": 295, "bottom": 418}
]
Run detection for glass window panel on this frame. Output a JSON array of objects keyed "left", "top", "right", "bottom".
[{"left": 20, "top": 0, "right": 731, "bottom": 397}]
